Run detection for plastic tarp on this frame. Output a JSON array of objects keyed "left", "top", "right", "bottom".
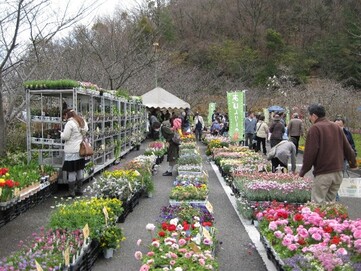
[
  {"left": 141, "top": 87, "right": 190, "bottom": 109},
  {"left": 268, "top": 105, "right": 285, "bottom": 112}
]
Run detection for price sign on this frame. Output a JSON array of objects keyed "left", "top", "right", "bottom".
[
  {"left": 83, "top": 223, "right": 90, "bottom": 240},
  {"left": 64, "top": 247, "right": 70, "bottom": 266},
  {"left": 103, "top": 206, "right": 109, "bottom": 225},
  {"left": 35, "top": 260, "right": 44, "bottom": 271},
  {"left": 189, "top": 242, "right": 201, "bottom": 253},
  {"left": 202, "top": 227, "right": 212, "bottom": 241},
  {"left": 205, "top": 201, "right": 213, "bottom": 213}
]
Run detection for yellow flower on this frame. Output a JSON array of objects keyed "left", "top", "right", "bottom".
[{"left": 0, "top": 178, "right": 5, "bottom": 184}]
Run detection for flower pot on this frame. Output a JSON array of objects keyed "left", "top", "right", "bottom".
[{"left": 103, "top": 248, "right": 114, "bottom": 259}]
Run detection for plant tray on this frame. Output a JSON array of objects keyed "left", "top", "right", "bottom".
[
  {"left": 177, "top": 171, "right": 203, "bottom": 176},
  {"left": 169, "top": 198, "right": 208, "bottom": 206},
  {"left": 259, "top": 234, "right": 286, "bottom": 271}
]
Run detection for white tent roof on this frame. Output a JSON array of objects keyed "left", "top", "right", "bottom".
[{"left": 141, "top": 87, "right": 190, "bottom": 109}]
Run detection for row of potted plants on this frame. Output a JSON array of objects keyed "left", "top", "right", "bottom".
[
  {"left": 0, "top": 197, "right": 124, "bottom": 270},
  {"left": 205, "top": 135, "right": 361, "bottom": 270},
  {"left": 134, "top": 135, "right": 218, "bottom": 270}
]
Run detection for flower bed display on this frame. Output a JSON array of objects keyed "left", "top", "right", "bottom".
[
  {"left": 255, "top": 202, "right": 361, "bottom": 270},
  {"left": 233, "top": 172, "right": 312, "bottom": 203},
  {"left": 135, "top": 220, "right": 218, "bottom": 270},
  {"left": 170, "top": 185, "right": 208, "bottom": 202},
  {"left": 174, "top": 173, "right": 208, "bottom": 187},
  {"left": 0, "top": 197, "right": 123, "bottom": 270}
]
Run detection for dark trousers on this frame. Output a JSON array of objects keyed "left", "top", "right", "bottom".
[
  {"left": 290, "top": 136, "right": 300, "bottom": 154},
  {"left": 195, "top": 128, "right": 202, "bottom": 141},
  {"left": 271, "top": 158, "right": 288, "bottom": 173},
  {"left": 256, "top": 137, "right": 267, "bottom": 154},
  {"left": 245, "top": 133, "right": 254, "bottom": 148}
]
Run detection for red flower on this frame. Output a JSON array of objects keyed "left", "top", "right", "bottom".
[
  {"left": 202, "top": 221, "right": 213, "bottom": 227},
  {"left": 323, "top": 226, "right": 333, "bottom": 234},
  {"left": 293, "top": 213, "right": 303, "bottom": 222},
  {"left": 0, "top": 168, "right": 9, "bottom": 176},
  {"left": 5, "top": 180, "right": 15, "bottom": 188},
  {"left": 167, "top": 224, "right": 176, "bottom": 232},
  {"left": 158, "top": 231, "right": 165, "bottom": 237},
  {"left": 0, "top": 182, "right": 5, "bottom": 187},
  {"left": 297, "top": 238, "right": 306, "bottom": 245},
  {"left": 182, "top": 222, "right": 190, "bottom": 231},
  {"left": 161, "top": 222, "right": 168, "bottom": 230},
  {"left": 330, "top": 236, "right": 341, "bottom": 245}
]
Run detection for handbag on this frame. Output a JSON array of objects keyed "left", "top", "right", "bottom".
[
  {"left": 79, "top": 138, "right": 94, "bottom": 157},
  {"left": 171, "top": 132, "right": 181, "bottom": 145}
]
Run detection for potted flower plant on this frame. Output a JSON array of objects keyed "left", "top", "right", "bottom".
[{"left": 100, "top": 225, "right": 125, "bottom": 259}]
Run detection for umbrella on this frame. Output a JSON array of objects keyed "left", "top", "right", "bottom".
[{"left": 268, "top": 105, "right": 285, "bottom": 112}]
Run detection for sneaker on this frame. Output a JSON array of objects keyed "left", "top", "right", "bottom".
[{"left": 162, "top": 171, "right": 172, "bottom": 176}]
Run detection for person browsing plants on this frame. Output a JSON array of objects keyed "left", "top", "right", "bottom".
[
  {"left": 60, "top": 109, "right": 89, "bottom": 197},
  {"left": 299, "top": 104, "right": 357, "bottom": 203}
]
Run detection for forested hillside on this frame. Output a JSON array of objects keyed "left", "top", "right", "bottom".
[{"left": 1, "top": 0, "right": 361, "bottom": 152}]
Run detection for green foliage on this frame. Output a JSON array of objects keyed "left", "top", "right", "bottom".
[
  {"left": 266, "top": 29, "right": 284, "bottom": 52},
  {"left": 6, "top": 122, "right": 27, "bottom": 152},
  {"left": 23, "top": 79, "right": 80, "bottom": 90},
  {"left": 353, "top": 133, "right": 361, "bottom": 158},
  {"left": 115, "top": 88, "right": 130, "bottom": 100}
]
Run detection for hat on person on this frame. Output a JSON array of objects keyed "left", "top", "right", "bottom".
[
  {"left": 273, "top": 114, "right": 280, "bottom": 121},
  {"left": 293, "top": 113, "right": 299, "bottom": 118}
]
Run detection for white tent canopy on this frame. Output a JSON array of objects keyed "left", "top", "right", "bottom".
[{"left": 141, "top": 87, "right": 190, "bottom": 109}]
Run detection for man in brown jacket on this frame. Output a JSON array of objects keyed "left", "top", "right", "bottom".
[
  {"left": 287, "top": 113, "right": 303, "bottom": 155},
  {"left": 299, "top": 104, "right": 357, "bottom": 203}
]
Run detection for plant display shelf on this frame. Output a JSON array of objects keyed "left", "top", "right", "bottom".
[{"left": 26, "top": 87, "right": 147, "bottom": 183}]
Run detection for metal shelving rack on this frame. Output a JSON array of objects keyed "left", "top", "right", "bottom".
[{"left": 25, "top": 87, "right": 147, "bottom": 182}]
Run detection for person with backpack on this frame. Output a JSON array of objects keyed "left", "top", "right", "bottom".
[{"left": 193, "top": 112, "right": 204, "bottom": 141}]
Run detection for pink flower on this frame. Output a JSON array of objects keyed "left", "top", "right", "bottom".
[
  {"left": 199, "top": 258, "right": 206, "bottom": 265},
  {"left": 353, "top": 230, "right": 361, "bottom": 239},
  {"left": 147, "top": 251, "right": 155, "bottom": 257},
  {"left": 274, "top": 231, "right": 284, "bottom": 239},
  {"left": 282, "top": 235, "right": 293, "bottom": 246},
  {"left": 170, "top": 260, "right": 176, "bottom": 266},
  {"left": 147, "top": 259, "right": 154, "bottom": 265},
  {"left": 336, "top": 247, "right": 347, "bottom": 256},
  {"left": 139, "top": 264, "right": 150, "bottom": 271},
  {"left": 137, "top": 239, "right": 142, "bottom": 246},
  {"left": 134, "top": 251, "right": 143, "bottom": 260},
  {"left": 297, "top": 227, "right": 309, "bottom": 239},
  {"left": 185, "top": 252, "right": 192, "bottom": 258},
  {"left": 269, "top": 221, "right": 278, "bottom": 231},
  {"left": 311, "top": 233, "right": 322, "bottom": 241},
  {"left": 178, "top": 248, "right": 187, "bottom": 253},
  {"left": 203, "top": 238, "right": 213, "bottom": 245},
  {"left": 178, "top": 238, "right": 187, "bottom": 246},
  {"left": 151, "top": 240, "right": 160, "bottom": 247},
  {"left": 287, "top": 244, "right": 298, "bottom": 251}
]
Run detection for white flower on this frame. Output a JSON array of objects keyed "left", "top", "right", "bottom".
[
  {"left": 170, "top": 218, "right": 179, "bottom": 226},
  {"left": 146, "top": 223, "right": 156, "bottom": 231}
]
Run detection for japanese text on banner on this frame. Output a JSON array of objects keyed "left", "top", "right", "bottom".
[{"left": 227, "top": 91, "right": 245, "bottom": 141}]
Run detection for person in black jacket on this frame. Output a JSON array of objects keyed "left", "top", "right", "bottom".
[
  {"left": 160, "top": 118, "right": 180, "bottom": 176},
  {"left": 334, "top": 116, "right": 357, "bottom": 177}
]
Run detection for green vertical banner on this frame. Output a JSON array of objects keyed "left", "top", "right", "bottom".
[
  {"left": 208, "top": 103, "right": 216, "bottom": 125},
  {"left": 227, "top": 91, "right": 245, "bottom": 141}
]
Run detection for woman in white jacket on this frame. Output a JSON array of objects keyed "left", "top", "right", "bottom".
[{"left": 61, "top": 109, "right": 89, "bottom": 197}]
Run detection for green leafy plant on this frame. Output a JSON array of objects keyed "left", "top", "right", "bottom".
[
  {"left": 24, "top": 79, "right": 80, "bottom": 90},
  {"left": 99, "top": 225, "right": 125, "bottom": 249}
]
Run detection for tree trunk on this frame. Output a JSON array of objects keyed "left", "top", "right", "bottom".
[{"left": 0, "top": 74, "right": 6, "bottom": 156}]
